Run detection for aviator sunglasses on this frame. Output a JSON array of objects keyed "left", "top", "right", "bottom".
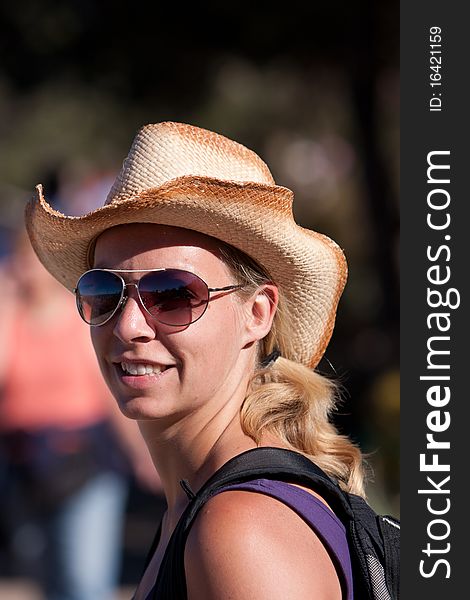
[{"left": 74, "top": 268, "right": 244, "bottom": 327}]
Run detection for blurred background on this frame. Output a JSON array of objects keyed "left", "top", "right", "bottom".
[{"left": 0, "top": 1, "right": 399, "bottom": 598}]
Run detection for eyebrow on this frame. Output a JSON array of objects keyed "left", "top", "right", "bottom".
[{"left": 91, "top": 267, "right": 168, "bottom": 272}]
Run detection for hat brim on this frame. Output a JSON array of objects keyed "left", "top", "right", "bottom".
[{"left": 25, "top": 175, "right": 347, "bottom": 368}]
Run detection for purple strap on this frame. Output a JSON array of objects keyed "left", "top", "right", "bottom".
[{"left": 217, "top": 479, "right": 353, "bottom": 600}]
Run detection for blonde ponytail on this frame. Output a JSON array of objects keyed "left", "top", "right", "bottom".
[{"left": 241, "top": 357, "right": 366, "bottom": 497}]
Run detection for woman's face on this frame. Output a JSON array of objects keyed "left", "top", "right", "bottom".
[{"left": 91, "top": 223, "right": 268, "bottom": 424}]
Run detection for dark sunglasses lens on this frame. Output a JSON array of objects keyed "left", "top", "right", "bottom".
[
  {"left": 139, "top": 269, "right": 209, "bottom": 326},
  {"left": 76, "top": 270, "right": 123, "bottom": 325}
]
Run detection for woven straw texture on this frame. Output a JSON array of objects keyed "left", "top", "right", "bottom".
[{"left": 25, "top": 122, "right": 347, "bottom": 368}]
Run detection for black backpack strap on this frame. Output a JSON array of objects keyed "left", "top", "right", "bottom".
[{"left": 190, "top": 446, "right": 354, "bottom": 519}]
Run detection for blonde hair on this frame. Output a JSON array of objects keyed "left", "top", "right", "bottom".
[{"left": 219, "top": 243, "right": 367, "bottom": 498}]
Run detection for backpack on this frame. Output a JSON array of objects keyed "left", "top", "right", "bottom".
[{"left": 148, "top": 447, "right": 400, "bottom": 599}]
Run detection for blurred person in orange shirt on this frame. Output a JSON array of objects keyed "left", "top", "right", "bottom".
[{"left": 0, "top": 232, "right": 161, "bottom": 600}]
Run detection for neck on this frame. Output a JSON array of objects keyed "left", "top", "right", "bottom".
[{"left": 137, "top": 388, "right": 257, "bottom": 528}]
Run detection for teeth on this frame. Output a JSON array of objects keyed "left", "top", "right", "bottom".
[{"left": 121, "top": 362, "right": 164, "bottom": 375}]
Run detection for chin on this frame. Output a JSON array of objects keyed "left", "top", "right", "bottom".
[
  {"left": 115, "top": 395, "right": 158, "bottom": 419},
  {"left": 115, "top": 393, "right": 182, "bottom": 423}
]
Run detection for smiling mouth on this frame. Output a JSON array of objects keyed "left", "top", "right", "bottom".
[{"left": 119, "top": 362, "right": 169, "bottom": 376}]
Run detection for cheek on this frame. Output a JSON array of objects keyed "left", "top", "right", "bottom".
[
  {"left": 186, "top": 302, "right": 245, "bottom": 367},
  {"left": 90, "top": 328, "right": 109, "bottom": 372}
]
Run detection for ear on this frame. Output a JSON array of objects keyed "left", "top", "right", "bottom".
[{"left": 242, "top": 284, "right": 279, "bottom": 346}]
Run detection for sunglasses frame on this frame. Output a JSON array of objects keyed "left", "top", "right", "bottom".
[{"left": 74, "top": 268, "right": 244, "bottom": 327}]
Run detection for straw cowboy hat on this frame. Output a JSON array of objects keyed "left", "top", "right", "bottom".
[{"left": 25, "top": 121, "right": 347, "bottom": 368}]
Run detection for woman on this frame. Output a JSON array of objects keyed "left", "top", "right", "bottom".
[{"left": 26, "top": 121, "right": 365, "bottom": 599}]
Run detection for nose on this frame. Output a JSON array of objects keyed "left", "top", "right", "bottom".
[{"left": 112, "top": 285, "right": 156, "bottom": 343}]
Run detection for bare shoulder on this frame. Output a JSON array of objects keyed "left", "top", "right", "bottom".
[{"left": 185, "top": 488, "right": 342, "bottom": 600}]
